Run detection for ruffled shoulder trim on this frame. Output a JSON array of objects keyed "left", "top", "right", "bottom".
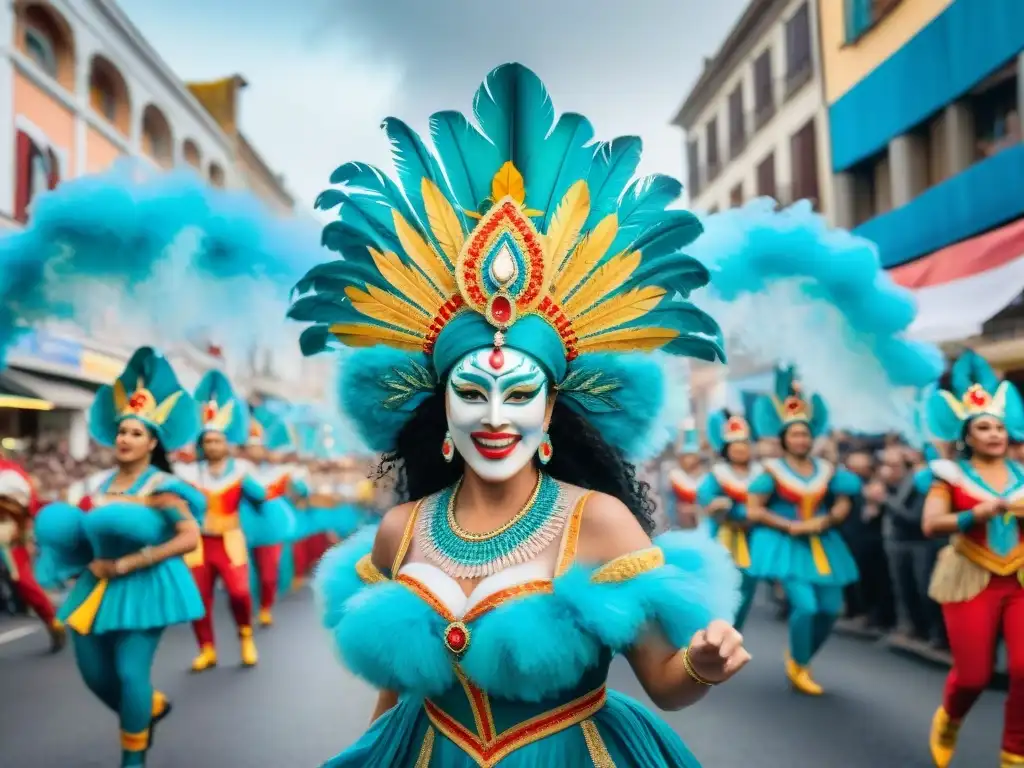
[{"left": 590, "top": 547, "right": 664, "bottom": 583}]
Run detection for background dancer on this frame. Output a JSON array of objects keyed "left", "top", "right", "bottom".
[
  {"left": 748, "top": 367, "right": 861, "bottom": 696},
  {"left": 241, "top": 407, "right": 297, "bottom": 627},
  {"left": 667, "top": 423, "right": 705, "bottom": 529},
  {"left": 177, "top": 371, "right": 265, "bottom": 671},
  {"left": 0, "top": 456, "right": 64, "bottom": 651},
  {"left": 34, "top": 347, "right": 205, "bottom": 767},
  {"left": 922, "top": 352, "right": 1024, "bottom": 768},
  {"left": 699, "top": 408, "right": 760, "bottom": 631}
]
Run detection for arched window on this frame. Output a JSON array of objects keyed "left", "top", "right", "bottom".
[
  {"left": 88, "top": 56, "right": 130, "bottom": 134},
  {"left": 141, "top": 105, "right": 173, "bottom": 167},
  {"left": 209, "top": 163, "right": 226, "bottom": 188},
  {"left": 182, "top": 139, "right": 202, "bottom": 169},
  {"left": 16, "top": 4, "right": 75, "bottom": 90}
]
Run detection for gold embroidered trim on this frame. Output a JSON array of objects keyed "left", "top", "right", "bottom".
[
  {"left": 555, "top": 491, "right": 592, "bottom": 576},
  {"left": 424, "top": 685, "right": 607, "bottom": 767},
  {"left": 591, "top": 547, "right": 665, "bottom": 584},
  {"left": 415, "top": 726, "right": 435, "bottom": 768},
  {"left": 392, "top": 499, "right": 423, "bottom": 574},
  {"left": 120, "top": 729, "right": 150, "bottom": 751},
  {"left": 581, "top": 719, "right": 616, "bottom": 766},
  {"left": 355, "top": 554, "right": 388, "bottom": 584}
]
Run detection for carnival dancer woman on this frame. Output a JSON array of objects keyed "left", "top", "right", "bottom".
[
  {"left": 747, "top": 366, "right": 860, "bottom": 695},
  {"left": 922, "top": 352, "right": 1024, "bottom": 768},
  {"left": 177, "top": 371, "right": 265, "bottom": 671},
  {"left": 667, "top": 423, "right": 704, "bottom": 529},
  {"left": 34, "top": 347, "right": 205, "bottom": 767},
  {"left": 292, "top": 62, "right": 748, "bottom": 767},
  {"left": 698, "top": 409, "right": 759, "bottom": 631},
  {"left": 241, "top": 407, "right": 297, "bottom": 627},
  {"left": 0, "top": 458, "right": 65, "bottom": 650}
]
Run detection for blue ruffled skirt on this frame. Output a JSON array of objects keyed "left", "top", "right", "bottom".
[
  {"left": 322, "top": 690, "right": 701, "bottom": 767},
  {"left": 58, "top": 558, "right": 205, "bottom": 633},
  {"left": 746, "top": 527, "right": 858, "bottom": 586}
]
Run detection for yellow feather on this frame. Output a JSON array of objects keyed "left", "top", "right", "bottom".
[
  {"left": 369, "top": 248, "right": 443, "bottom": 313},
  {"left": 576, "top": 326, "right": 680, "bottom": 353},
  {"left": 491, "top": 162, "right": 526, "bottom": 205},
  {"left": 572, "top": 286, "right": 666, "bottom": 335},
  {"left": 344, "top": 286, "right": 430, "bottom": 336},
  {"left": 151, "top": 391, "right": 183, "bottom": 426},
  {"left": 329, "top": 323, "right": 424, "bottom": 351},
  {"left": 421, "top": 180, "right": 464, "bottom": 267},
  {"left": 113, "top": 380, "right": 128, "bottom": 415},
  {"left": 544, "top": 181, "right": 590, "bottom": 276},
  {"left": 563, "top": 250, "right": 641, "bottom": 318},
  {"left": 552, "top": 214, "right": 618, "bottom": 302},
  {"left": 392, "top": 211, "right": 457, "bottom": 297}
]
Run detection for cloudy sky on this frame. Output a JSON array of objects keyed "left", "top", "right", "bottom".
[{"left": 126, "top": 0, "right": 746, "bottom": 214}]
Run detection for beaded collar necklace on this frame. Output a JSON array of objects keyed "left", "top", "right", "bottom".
[{"left": 417, "top": 472, "right": 569, "bottom": 579}]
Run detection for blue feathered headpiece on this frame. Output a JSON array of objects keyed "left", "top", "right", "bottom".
[
  {"left": 751, "top": 365, "right": 829, "bottom": 439},
  {"left": 290, "top": 63, "right": 725, "bottom": 460},
  {"left": 248, "top": 405, "right": 294, "bottom": 451},
  {"left": 689, "top": 199, "right": 943, "bottom": 434},
  {"left": 89, "top": 347, "right": 198, "bottom": 451},
  {"left": 706, "top": 408, "right": 757, "bottom": 454},
  {"left": 194, "top": 370, "right": 249, "bottom": 446},
  {"left": 926, "top": 350, "right": 1024, "bottom": 441}
]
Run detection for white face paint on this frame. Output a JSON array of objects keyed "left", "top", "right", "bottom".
[{"left": 445, "top": 347, "right": 550, "bottom": 482}]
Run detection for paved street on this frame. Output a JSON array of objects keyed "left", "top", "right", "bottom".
[{"left": 0, "top": 592, "right": 1005, "bottom": 767}]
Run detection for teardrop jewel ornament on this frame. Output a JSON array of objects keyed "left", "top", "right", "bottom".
[
  {"left": 442, "top": 431, "right": 456, "bottom": 463},
  {"left": 538, "top": 434, "right": 553, "bottom": 465}
]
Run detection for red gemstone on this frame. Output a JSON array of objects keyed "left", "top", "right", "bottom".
[
  {"left": 442, "top": 442, "right": 451, "bottom": 456},
  {"left": 490, "top": 295, "right": 512, "bottom": 324},
  {"left": 970, "top": 389, "right": 986, "bottom": 406},
  {"left": 488, "top": 347, "right": 505, "bottom": 370},
  {"left": 446, "top": 626, "right": 466, "bottom": 652}
]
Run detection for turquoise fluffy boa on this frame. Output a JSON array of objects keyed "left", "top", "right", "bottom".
[{"left": 315, "top": 526, "right": 739, "bottom": 701}]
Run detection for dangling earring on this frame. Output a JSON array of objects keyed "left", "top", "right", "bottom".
[
  {"left": 441, "top": 431, "right": 456, "bottom": 463},
  {"left": 537, "top": 433, "right": 553, "bottom": 465}
]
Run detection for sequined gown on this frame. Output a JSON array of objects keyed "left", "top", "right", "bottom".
[{"left": 316, "top": 477, "right": 739, "bottom": 767}]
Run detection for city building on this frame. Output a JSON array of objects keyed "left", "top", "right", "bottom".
[
  {"left": 673, "top": 0, "right": 834, "bottom": 417},
  {"left": 822, "top": 0, "right": 1024, "bottom": 376},
  {"left": 673, "top": 0, "right": 833, "bottom": 218},
  {"left": 0, "top": 1, "right": 329, "bottom": 457}
]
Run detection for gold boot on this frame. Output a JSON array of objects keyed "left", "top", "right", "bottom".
[
  {"left": 785, "top": 655, "right": 824, "bottom": 696},
  {"left": 239, "top": 626, "right": 258, "bottom": 667},
  {"left": 258, "top": 608, "right": 273, "bottom": 627},
  {"left": 929, "top": 707, "right": 960, "bottom": 768},
  {"left": 1001, "top": 750, "right": 1024, "bottom": 767},
  {"left": 190, "top": 644, "right": 217, "bottom": 673}
]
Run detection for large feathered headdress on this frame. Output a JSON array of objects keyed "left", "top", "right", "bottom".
[
  {"left": 194, "top": 370, "right": 249, "bottom": 446},
  {"left": 89, "top": 347, "right": 198, "bottom": 451},
  {"left": 289, "top": 63, "right": 724, "bottom": 457},
  {"left": 926, "top": 350, "right": 1024, "bottom": 441},
  {"left": 751, "top": 365, "right": 829, "bottom": 439}
]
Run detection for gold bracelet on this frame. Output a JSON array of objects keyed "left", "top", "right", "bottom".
[{"left": 682, "top": 646, "right": 716, "bottom": 687}]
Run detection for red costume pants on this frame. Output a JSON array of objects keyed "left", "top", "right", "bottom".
[
  {"left": 4, "top": 545, "right": 56, "bottom": 625},
  {"left": 252, "top": 544, "right": 281, "bottom": 611},
  {"left": 190, "top": 535, "right": 252, "bottom": 647},
  {"left": 942, "top": 574, "right": 1024, "bottom": 756}
]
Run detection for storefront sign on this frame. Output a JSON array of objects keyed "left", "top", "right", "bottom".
[{"left": 79, "top": 351, "right": 124, "bottom": 383}]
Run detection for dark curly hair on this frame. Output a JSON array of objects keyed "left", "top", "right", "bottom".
[{"left": 376, "top": 386, "right": 657, "bottom": 534}]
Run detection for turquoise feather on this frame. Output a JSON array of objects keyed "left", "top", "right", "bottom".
[
  {"left": 429, "top": 110, "right": 500, "bottom": 213},
  {"left": 584, "top": 137, "right": 643, "bottom": 230},
  {"left": 951, "top": 349, "right": 1000, "bottom": 397},
  {"left": 382, "top": 117, "right": 465, "bottom": 237}
]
